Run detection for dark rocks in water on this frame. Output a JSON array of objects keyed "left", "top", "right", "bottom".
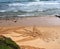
[
  {"left": 55, "top": 15, "right": 60, "bottom": 18},
  {"left": 0, "top": 35, "right": 20, "bottom": 49}
]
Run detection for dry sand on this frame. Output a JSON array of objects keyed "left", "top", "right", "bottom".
[{"left": 0, "top": 16, "right": 60, "bottom": 49}]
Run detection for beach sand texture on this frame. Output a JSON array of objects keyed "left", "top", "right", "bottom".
[
  {"left": 0, "top": 16, "right": 60, "bottom": 27},
  {"left": 0, "top": 26, "right": 60, "bottom": 49},
  {"left": 0, "top": 16, "right": 60, "bottom": 49}
]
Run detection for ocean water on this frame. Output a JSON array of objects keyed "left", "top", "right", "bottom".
[{"left": 0, "top": 0, "right": 60, "bottom": 16}]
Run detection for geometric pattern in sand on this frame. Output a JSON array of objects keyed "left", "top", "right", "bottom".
[
  {"left": 0, "top": 26, "right": 59, "bottom": 42},
  {"left": 0, "top": 26, "right": 60, "bottom": 49}
]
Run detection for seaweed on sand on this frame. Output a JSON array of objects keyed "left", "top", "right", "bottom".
[{"left": 0, "top": 35, "right": 20, "bottom": 49}]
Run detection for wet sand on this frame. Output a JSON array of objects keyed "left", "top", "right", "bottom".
[
  {"left": 0, "top": 16, "right": 60, "bottom": 49},
  {"left": 0, "top": 15, "right": 60, "bottom": 27}
]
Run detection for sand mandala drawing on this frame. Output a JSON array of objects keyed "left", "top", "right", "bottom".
[
  {"left": 0, "top": 26, "right": 59, "bottom": 42},
  {"left": 15, "top": 26, "right": 59, "bottom": 42}
]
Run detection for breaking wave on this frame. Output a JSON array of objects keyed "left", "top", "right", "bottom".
[{"left": 0, "top": 0, "right": 60, "bottom": 16}]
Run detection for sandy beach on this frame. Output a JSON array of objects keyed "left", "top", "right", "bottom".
[
  {"left": 0, "top": 15, "right": 60, "bottom": 27},
  {"left": 0, "top": 16, "right": 60, "bottom": 49}
]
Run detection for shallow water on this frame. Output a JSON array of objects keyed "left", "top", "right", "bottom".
[{"left": 0, "top": 0, "right": 60, "bottom": 16}]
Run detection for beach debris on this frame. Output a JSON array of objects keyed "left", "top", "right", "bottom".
[
  {"left": 55, "top": 15, "right": 60, "bottom": 18},
  {"left": 13, "top": 20, "right": 17, "bottom": 22}
]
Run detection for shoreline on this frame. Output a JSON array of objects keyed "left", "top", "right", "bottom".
[
  {"left": 0, "top": 15, "right": 60, "bottom": 27},
  {"left": 0, "top": 15, "right": 60, "bottom": 49}
]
